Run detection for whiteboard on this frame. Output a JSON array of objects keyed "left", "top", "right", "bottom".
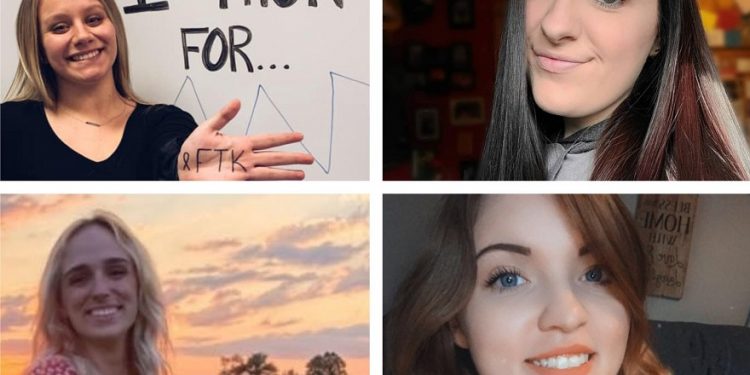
[{"left": 0, "top": 0, "right": 370, "bottom": 180}]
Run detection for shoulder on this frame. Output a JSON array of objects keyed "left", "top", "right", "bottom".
[
  {"left": 28, "top": 354, "right": 77, "bottom": 375},
  {"left": 1, "top": 99, "right": 43, "bottom": 114},
  {"left": 1, "top": 100, "right": 45, "bottom": 138},
  {"left": 1, "top": 99, "right": 41, "bottom": 109},
  {"left": 1, "top": 100, "right": 44, "bottom": 129},
  {"left": 136, "top": 103, "right": 197, "bottom": 128}
]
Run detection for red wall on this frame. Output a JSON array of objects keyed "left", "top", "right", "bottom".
[{"left": 384, "top": 0, "right": 507, "bottom": 180}]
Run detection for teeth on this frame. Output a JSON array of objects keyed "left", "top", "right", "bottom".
[
  {"left": 532, "top": 354, "right": 590, "bottom": 369},
  {"left": 71, "top": 50, "right": 100, "bottom": 61},
  {"left": 90, "top": 307, "right": 118, "bottom": 317}
]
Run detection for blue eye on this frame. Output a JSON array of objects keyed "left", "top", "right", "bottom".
[
  {"left": 486, "top": 267, "right": 528, "bottom": 291},
  {"left": 583, "top": 265, "right": 610, "bottom": 284}
]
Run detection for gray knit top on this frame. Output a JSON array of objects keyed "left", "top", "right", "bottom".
[{"left": 545, "top": 121, "right": 607, "bottom": 180}]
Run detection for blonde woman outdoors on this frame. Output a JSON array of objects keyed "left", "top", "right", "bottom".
[{"left": 28, "top": 211, "right": 170, "bottom": 375}]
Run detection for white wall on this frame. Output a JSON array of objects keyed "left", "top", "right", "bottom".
[{"left": 622, "top": 195, "right": 750, "bottom": 326}]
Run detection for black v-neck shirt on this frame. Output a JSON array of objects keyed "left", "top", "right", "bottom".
[{"left": 1, "top": 100, "right": 197, "bottom": 180}]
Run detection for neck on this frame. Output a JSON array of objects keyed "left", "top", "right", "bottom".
[
  {"left": 54, "top": 72, "right": 127, "bottom": 116},
  {"left": 79, "top": 337, "right": 132, "bottom": 375},
  {"left": 563, "top": 113, "right": 609, "bottom": 138},
  {"left": 563, "top": 92, "right": 629, "bottom": 137},
  {"left": 563, "top": 118, "right": 594, "bottom": 138}
]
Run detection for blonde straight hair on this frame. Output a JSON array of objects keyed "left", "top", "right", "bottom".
[
  {"left": 5, "top": 0, "right": 140, "bottom": 108},
  {"left": 30, "top": 210, "right": 171, "bottom": 375}
]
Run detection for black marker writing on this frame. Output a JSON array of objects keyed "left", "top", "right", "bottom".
[
  {"left": 181, "top": 26, "right": 254, "bottom": 72},
  {"left": 196, "top": 148, "right": 211, "bottom": 172},
  {"left": 219, "top": 0, "right": 343, "bottom": 9},
  {"left": 180, "top": 149, "right": 250, "bottom": 173},
  {"left": 123, "top": 0, "right": 169, "bottom": 14},
  {"left": 204, "top": 28, "right": 228, "bottom": 71},
  {"left": 229, "top": 26, "right": 253, "bottom": 72},
  {"left": 182, "top": 152, "right": 191, "bottom": 171},
  {"left": 215, "top": 148, "right": 229, "bottom": 171},
  {"left": 182, "top": 28, "right": 209, "bottom": 70},
  {"left": 232, "top": 150, "right": 248, "bottom": 172}
]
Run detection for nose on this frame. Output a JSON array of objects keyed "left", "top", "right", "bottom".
[
  {"left": 539, "top": 0, "right": 581, "bottom": 44},
  {"left": 538, "top": 284, "right": 588, "bottom": 333},
  {"left": 91, "top": 272, "right": 111, "bottom": 301},
  {"left": 71, "top": 21, "right": 95, "bottom": 47}
]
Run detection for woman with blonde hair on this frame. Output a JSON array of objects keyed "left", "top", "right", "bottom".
[
  {"left": 387, "top": 195, "right": 671, "bottom": 374},
  {"left": 28, "top": 210, "right": 170, "bottom": 374},
  {"left": 2, "top": 0, "right": 313, "bottom": 180}
]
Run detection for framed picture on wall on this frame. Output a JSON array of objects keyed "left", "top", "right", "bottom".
[
  {"left": 406, "top": 43, "right": 428, "bottom": 70},
  {"left": 415, "top": 108, "right": 440, "bottom": 140},
  {"left": 449, "top": 0, "right": 475, "bottom": 29},
  {"left": 450, "top": 43, "right": 472, "bottom": 70},
  {"left": 450, "top": 98, "right": 485, "bottom": 125},
  {"left": 412, "top": 149, "right": 441, "bottom": 180}
]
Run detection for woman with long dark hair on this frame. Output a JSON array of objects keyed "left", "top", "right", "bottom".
[
  {"left": 387, "top": 195, "right": 670, "bottom": 374},
  {"left": 479, "top": 0, "right": 750, "bottom": 180}
]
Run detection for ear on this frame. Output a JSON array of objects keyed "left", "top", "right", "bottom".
[
  {"left": 450, "top": 318, "right": 469, "bottom": 349},
  {"left": 649, "top": 36, "right": 661, "bottom": 56}
]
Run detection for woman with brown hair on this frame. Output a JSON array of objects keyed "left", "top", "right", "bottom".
[{"left": 387, "top": 195, "right": 670, "bottom": 374}]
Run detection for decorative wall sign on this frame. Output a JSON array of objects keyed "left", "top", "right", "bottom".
[
  {"left": 450, "top": 98, "right": 485, "bottom": 125},
  {"left": 635, "top": 195, "right": 699, "bottom": 300},
  {"left": 415, "top": 108, "right": 440, "bottom": 140}
]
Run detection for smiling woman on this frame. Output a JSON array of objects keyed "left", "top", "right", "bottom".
[
  {"left": 386, "top": 195, "right": 670, "bottom": 375},
  {"left": 1, "top": 0, "right": 313, "bottom": 180},
  {"left": 28, "top": 211, "right": 170, "bottom": 375},
  {"left": 479, "top": 0, "right": 750, "bottom": 180}
]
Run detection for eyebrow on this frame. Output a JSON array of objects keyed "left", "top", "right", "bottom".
[
  {"left": 62, "top": 257, "right": 130, "bottom": 278},
  {"left": 476, "top": 243, "right": 590, "bottom": 259},
  {"left": 41, "top": 4, "right": 106, "bottom": 25},
  {"left": 476, "top": 243, "right": 530, "bottom": 258}
]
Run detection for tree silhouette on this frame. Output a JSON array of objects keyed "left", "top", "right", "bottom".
[
  {"left": 220, "top": 353, "right": 278, "bottom": 375},
  {"left": 305, "top": 352, "right": 347, "bottom": 375}
]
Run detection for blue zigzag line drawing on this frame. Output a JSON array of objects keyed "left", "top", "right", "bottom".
[
  {"left": 246, "top": 72, "right": 369, "bottom": 174},
  {"left": 173, "top": 73, "right": 369, "bottom": 174},
  {"left": 173, "top": 76, "right": 208, "bottom": 120}
]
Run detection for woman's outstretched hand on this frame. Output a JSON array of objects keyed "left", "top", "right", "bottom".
[{"left": 177, "top": 100, "right": 315, "bottom": 180}]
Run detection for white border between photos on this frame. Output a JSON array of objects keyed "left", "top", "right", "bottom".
[{"left": 2, "top": 0, "right": 750, "bottom": 373}]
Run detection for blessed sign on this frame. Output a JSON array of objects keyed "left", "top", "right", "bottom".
[{"left": 635, "top": 195, "right": 699, "bottom": 300}]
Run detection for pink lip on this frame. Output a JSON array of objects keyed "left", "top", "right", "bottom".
[{"left": 533, "top": 50, "right": 588, "bottom": 73}]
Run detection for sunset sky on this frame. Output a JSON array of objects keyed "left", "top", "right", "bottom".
[{"left": 0, "top": 195, "right": 369, "bottom": 375}]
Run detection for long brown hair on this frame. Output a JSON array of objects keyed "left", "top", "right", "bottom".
[
  {"left": 5, "top": 0, "right": 141, "bottom": 107},
  {"left": 478, "top": 0, "right": 750, "bottom": 180},
  {"left": 386, "top": 195, "right": 670, "bottom": 375}
]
